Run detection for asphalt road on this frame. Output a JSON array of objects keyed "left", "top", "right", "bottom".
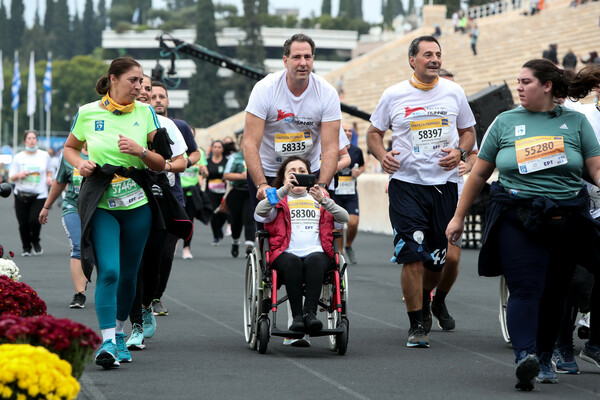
[{"left": 1, "top": 196, "right": 598, "bottom": 399}]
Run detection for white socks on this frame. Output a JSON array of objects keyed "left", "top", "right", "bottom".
[
  {"left": 115, "top": 319, "right": 126, "bottom": 334},
  {"left": 101, "top": 328, "right": 116, "bottom": 343}
]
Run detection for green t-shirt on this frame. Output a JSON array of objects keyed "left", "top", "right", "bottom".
[
  {"left": 479, "top": 106, "right": 600, "bottom": 200},
  {"left": 70, "top": 100, "right": 160, "bottom": 210},
  {"left": 181, "top": 148, "right": 208, "bottom": 190},
  {"left": 56, "top": 152, "right": 89, "bottom": 216},
  {"left": 224, "top": 151, "right": 248, "bottom": 190}
]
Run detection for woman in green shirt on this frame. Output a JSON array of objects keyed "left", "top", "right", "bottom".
[
  {"left": 447, "top": 60, "right": 600, "bottom": 391},
  {"left": 63, "top": 57, "right": 165, "bottom": 369}
]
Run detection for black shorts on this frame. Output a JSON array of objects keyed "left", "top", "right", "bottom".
[
  {"left": 388, "top": 179, "right": 457, "bottom": 272},
  {"left": 335, "top": 194, "right": 359, "bottom": 216}
]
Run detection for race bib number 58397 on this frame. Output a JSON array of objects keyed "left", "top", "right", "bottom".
[{"left": 410, "top": 118, "right": 451, "bottom": 153}]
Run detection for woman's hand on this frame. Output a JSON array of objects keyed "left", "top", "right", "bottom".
[
  {"left": 38, "top": 208, "right": 49, "bottom": 225},
  {"left": 309, "top": 185, "right": 324, "bottom": 203},
  {"left": 118, "top": 134, "right": 144, "bottom": 157},
  {"left": 77, "top": 159, "right": 97, "bottom": 177},
  {"left": 283, "top": 172, "right": 298, "bottom": 191},
  {"left": 445, "top": 215, "right": 465, "bottom": 245}
]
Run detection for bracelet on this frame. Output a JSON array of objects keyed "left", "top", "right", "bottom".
[
  {"left": 256, "top": 182, "right": 268, "bottom": 190},
  {"left": 43, "top": 206, "right": 50, "bottom": 210},
  {"left": 166, "top": 162, "right": 172, "bottom": 172},
  {"left": 187, "top": 159, "right": 192, "bottom": 169}
]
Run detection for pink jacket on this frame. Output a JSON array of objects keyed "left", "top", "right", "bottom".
[{"left": 265, "top": 195, "right": 335, "bottom": 263}]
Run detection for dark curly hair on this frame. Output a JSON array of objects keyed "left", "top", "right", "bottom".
[
  {"left": 271, "top": 156, "right": 312, "bottom": 189},
  {"left": 522, "top": 59, "right": 600, "bottom": 100}
]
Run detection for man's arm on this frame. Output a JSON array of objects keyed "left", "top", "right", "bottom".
[
  {"left": 366, "top": 124, "right": 400, "bottom": 174},
  {"left": 318, "top": 119, "right": 340, "bottom": 186},
  {"left": 439, "top": 126, "right": 476, "bottom": 171},
  {"left": 242, "top": 112, "right": 269, "bottom": 199}
]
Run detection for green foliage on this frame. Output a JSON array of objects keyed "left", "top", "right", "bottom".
[
  {"left": 115, "top": 21, "right": 133, "bottom": 34},
  {"left": 52, "top": 0, "right": 71, "bottom": 59},
  {"left": 8, "top": 0, "right": 25, "bottom": 54},
  {"left": 284, "top": 15, "right": 298, "bottom": 28},
  {"left": 0, "top": 4, "right": 10, "bottom": 54}
]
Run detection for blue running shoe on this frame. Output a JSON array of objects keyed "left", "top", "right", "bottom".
[
  {"left": 552, "top": 346, "right": 579, "bottom": 374},
  {"left": 515, "top": 352, "right": 538, "bottom": 391},
  {"left": 579, "top": 341, "right": 600, "bottom": 369},
  {"left": 536, "top": 352, "right": 558, "bottom": 383},
  {"left": 115, "top": 333, "right": 132, "bottom": 363},
  {"left": 95, "top": 339, "right": 120, "bottom": 369},
  {"left": 126, "top": 323, "right": 145, "bottom": 350},
  {"left": 142, "top": 306, "right": 156, "bottom": 338}
]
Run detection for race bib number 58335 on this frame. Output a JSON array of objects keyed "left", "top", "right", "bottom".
[{"left": 274, "top": 131, "right": 313, "bottom": 158}]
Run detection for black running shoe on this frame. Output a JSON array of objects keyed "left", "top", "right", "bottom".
[
  {"left": 431, "top": 301, "right": 456, "bottom": 331},
  {"left": 407, "top": 323, "right": 430, "bottom": 348},
  {"left": 69, "top": 292, "right": 86, "bottom": 309},
  {"left": 515, "top": 353, "right": 539, "bottom": 391},
  {"left": 303, "top": 312, "right": 323, "bottom": 333}
]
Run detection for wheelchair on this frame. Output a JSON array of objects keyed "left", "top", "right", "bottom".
[{"left": 243, "top": 230, "right": 349, "bottom": 355}]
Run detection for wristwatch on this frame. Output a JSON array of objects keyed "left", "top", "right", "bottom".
[
  {"left": 456, "top": 147, "right": 467, "bottom": 162},
  {"left": 317, "top": 183, "right": 328, "bottom": 189},
  {"left": 139, "top": 148, "right": 148, "bottom": 159}
]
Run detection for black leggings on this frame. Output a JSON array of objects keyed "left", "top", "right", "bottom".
[
  {"left": 226, "top": 188, "right": 255, "bottom": 242},
  {"left": 271, "top": 252, "right": 330, "bottom": 317},
  {"left": 183, "top": 192, "right": 195, "bottom": 248},
  {"left": 208, "top": 190, "right": 227, "bottom": 241},
  {"left": 556, "top": 266, "right": 594, "bottom": 348},
  {"left": 14, "top": 196, "right": 45, "bottom": 252},
  {"left": 498, "top": 210, "right": 576, "bottom": 360}
]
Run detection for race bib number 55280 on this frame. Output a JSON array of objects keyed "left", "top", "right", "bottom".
[
  {"left": 274, "top": 131, "right": 313, "bottom": 159},
  {"left": 515, "top": 136, "right": 567, "bottom": 174},
  {"left": 410, "top": 118, "right": 451, "bottom": 153}
]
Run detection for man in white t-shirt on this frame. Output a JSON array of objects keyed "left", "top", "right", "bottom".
[
  {"left": 367, "top": 36, "right": 476, "bottom": 348},
  {"left": 243, "top": 33, "right": 341, "bottom": 204}
]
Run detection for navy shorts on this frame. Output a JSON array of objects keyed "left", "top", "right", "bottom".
[
  {"left": 388, "top": 179, "right": 457, "bottom": 272},
  {"left": 335, "top": 194, "right": 359, "bottom": 216}
]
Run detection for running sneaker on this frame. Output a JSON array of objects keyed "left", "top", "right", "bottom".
[
  {"left": 552, "top": 346, "right": 579, "bottom": 374},
  {"left": 303, "top": 312, "right": 323, "bottom": 333},
  {"left": 431, "top": 301, "right": 456, "bottom": 331},
  {"left": 283, "top": 336, "right": 311, "bottom": 347},
  {"left": 32, "top": 243, "right": 43, "bottom": 256},
  {"left": 422, "top": 299, "right": 432, "bottom": 333},
  {"left": 152, "top": 299, "right": 168, "bottom": 316},
  {"left": 115, "top": 333, "right": 132, "bottom": 363},
  {"left": 126, "top": 323, "right": 145, "bottom": 350},
  {"left": 211, "top": 239, "right": 220, "bottom": 246},
  {"left": 231, "top": 243, "right": 239, "bottom": 258},
  {"left": 407, "top": 323, "right": 430, "bottom": 348},
  {"left": 21, "top": 250, "right": 31, "bottom": 257},
  {"left": 536, "top": 352, "right": 558, "bottom": 383},
  {"left": 515, "top": 352, "right": 539, "bottom": 391},
  {"left": 95, "top": 339, "right": 120, "bottom": 369},
  {"left": 579, "top": 341, "right": 600, "bottom": 369},
  {"left": 142, "top": 306, "right": 156, "bottom": 338},
  {"left": 69, "top": 292, "right": 86, "bottom": 309},
  {"left": 289, "top": 315, "right": 305, "bottom": 332},
  {"left": 345, "top": 246, "right": 357, "bottom": 264},
  {"left": 182, "top": 247, "right": 193, "bottom": 260}
]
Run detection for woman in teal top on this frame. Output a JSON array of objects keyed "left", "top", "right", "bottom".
[
  {"left": 63, "top": 57, "right": 165, "bottom": 369},
  {"left": 447, "top": 60, "right": 600, "bottom": 391}
]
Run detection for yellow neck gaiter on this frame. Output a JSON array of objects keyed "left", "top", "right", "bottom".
[
  {"left": 101, "top": 93, "right": 135, "bottom": 115},
  {"left": 409, "top": 74, "right": 439, "bottom": 91}
]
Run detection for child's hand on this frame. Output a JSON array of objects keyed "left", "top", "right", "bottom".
[
  {"left": 309, "top": 185, "right": 324, "bottom": 202},
  {"left": 284, "top": 172, "right": 298, "bottom": 191}
]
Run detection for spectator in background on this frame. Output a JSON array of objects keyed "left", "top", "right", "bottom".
[
  {"left": 542, "top": 43, "right": 559, "bottom": 65},
  {"left": 432, "top": 24, "right": 441, "bottom": 37},
  {"left": 529, "top": 0, "right": 539, "bottom": 15},
  {"left": 470, "top": 23, "right": 479, "bottom": 56},
  {"left": 582, "top": 51, "right": 600, "bottom": 66},
  {"left": 563, "top": 49, "right": 578, "bottom": 70},
  {"left": 452, "top": 11, "right": 459, "bottom": 32}
]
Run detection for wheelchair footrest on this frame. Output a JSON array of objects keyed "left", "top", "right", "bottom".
[{"left": 271, "top": 326, "right": 345, "bottom": 338}]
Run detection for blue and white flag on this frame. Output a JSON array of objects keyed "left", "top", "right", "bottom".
[
  {"left": 43, "top": 53, "right": 52, "bottom": 113},
  {"left": 27, "top": 51, "right": 36, "bottom": 117},
  {"left": 11, "top": 52, "right": 20, "bottom": 110}
]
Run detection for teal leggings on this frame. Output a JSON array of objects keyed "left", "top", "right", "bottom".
[{"left": 91, "top": 204, "right": 152, "bottom": 329}]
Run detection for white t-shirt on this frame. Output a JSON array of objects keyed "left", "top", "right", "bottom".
[
  {"left": 246, "top": 69, "right": 342, "bottom": 177},
  {"left": 9, "top": 150, "right": 52, "bottom": 198},
  {"left": 328, "top": 127, "right": 351, "bottom": 190},
  {"left": 563, "top": 100, "right": 600, "bottom": 217},
  {"left": 285, "top": 192, "right": 324, "bottom": 257},
  {"left": 370, "top": 78, "right": 476, "bottom": 185},
  {"left": 158, "top": 114, "right": 187, "bottom": 186}
]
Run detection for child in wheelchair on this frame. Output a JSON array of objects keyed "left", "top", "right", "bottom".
[{"left": 254, "top": 155, "right": 349, "bottom": 333}]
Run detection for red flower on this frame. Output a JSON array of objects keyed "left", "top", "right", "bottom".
[
  {"left": 8, "top": 251, "right": 14, "bottom": 258},
  {"left": 0, "top": 276, "right": 47, "bottom": 317},
  {"left": 0, "top": 245, "right": 3, "bottom": 257}
]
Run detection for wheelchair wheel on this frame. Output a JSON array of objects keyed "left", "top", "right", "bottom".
[
  {"left": 327, "top": 270, "right": 349, "bottom": 352},
  {"left": 244, "top": 250, "right": 259, "bottom": 349},
  {"left": 498, "top": 275, "right": 511, "bottom": 344},
  {"left": 336, "top": 318, "right": 349, "bottom": 356},
  {"left": 257, "top": 318, "right": 270, "bottom": 354}
]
